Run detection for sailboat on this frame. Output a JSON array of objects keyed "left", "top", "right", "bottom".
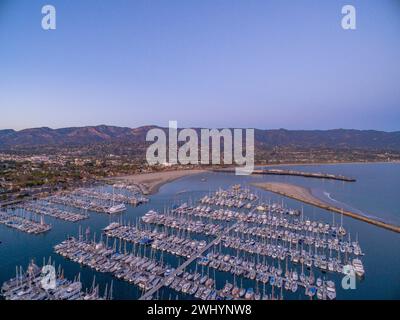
[
  {"left": 338, "top": 209, "right": 346, "bottom": 236},
  {"left": 108, "top": 188, "right": 126, "bottom": 214}
]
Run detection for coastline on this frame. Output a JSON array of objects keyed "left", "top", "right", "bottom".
[
  {"left": 252, "top": 182, "right": 400, "bottom": 234},
  {"left": 103, "top": 161, "right": 400, "bottom": 195},
  {"left": 107, "top": 169, "right": 207, "bottom": 194}
]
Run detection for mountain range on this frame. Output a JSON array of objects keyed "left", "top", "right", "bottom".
[{"left": 1, "top": 125, "right": 400, "bottom": 151}]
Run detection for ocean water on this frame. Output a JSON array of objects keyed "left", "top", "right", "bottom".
[{"left": 0, "top": 163, "right": 399, "bottom": 300}]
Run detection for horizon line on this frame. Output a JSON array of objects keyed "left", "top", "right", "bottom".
[{"left": 1, "top": 124, "right": 400, "bottom": 133}]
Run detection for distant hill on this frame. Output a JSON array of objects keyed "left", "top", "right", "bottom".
[
  {"left": 0, "top": 125, "right": 156, "bottom": 148},
  {"left": 1, "top": 125, "right": 400, "bottom": 151},
  {"left": 254, "top": 129, "right": 400, "bottom": 150}
]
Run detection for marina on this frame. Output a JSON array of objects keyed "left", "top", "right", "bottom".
[
  {"left": 134, "top": 185, "right": 365, "bottom": 300},
  {"left": 54, "top": 235, "right": 168, "bottom": 293},
  {"left": 138, "top": 221, "right": 237, "bottom": 300},
  {"left": 1, "top": 163, "right": 400, "bottom": 300},
  {"left": 71, "top": 187, "right": 149, "bottom": 207},
  {"left": 1, "top": 259, "right": 109, "bottom": 300},
  {"left": 49, "top": 184, "right": 366, "bottom": 300},
  {"left": 0, "top": 209, "right": 51, "bottom": 234},
  {"left": 163, "top": 270, "right": 285, "bottom": 300},
  {"left": 111, "top": 182, "right": 150, "bottom": 196},
  {"left": 103, "top": 222, "right": 207, "bottom": 259},
  {"left": 199, "top": 185, "right": 258, "bottom": 209},
  {"left": 252, "top": 182, "right": 400, "bottom": 233},
  {"left": 141, "top": 210, "right": 224, "bottom": 236},
  {"left": 46, "top": 185, "right": 149, "bottom": 215},
  {"left": 195, "top": 253, "right": 336, "bottom": 300},
  {"left": 2, "top": 0, "right": 400, "bottom": 306},
  {"left": 16, "top": 200, "right": 88, "bottom": 222}
]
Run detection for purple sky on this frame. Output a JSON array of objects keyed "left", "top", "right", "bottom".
[{"left": 1, "top": 0, "right": 399, "bottom": 131}]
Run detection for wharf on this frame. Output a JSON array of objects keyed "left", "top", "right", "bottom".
[{"left": 213, "top": 168, "right": 356, "bottom": 182}]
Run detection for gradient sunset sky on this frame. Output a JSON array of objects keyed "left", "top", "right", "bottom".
[{"left": 1, "top": 0, "right": 399, "bottom": 131}]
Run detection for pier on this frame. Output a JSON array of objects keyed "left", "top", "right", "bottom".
[{"left": 213, "top": 168, "right": 356, "bottom": 182}]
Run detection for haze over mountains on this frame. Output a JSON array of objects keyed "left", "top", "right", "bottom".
[{"left": 0, "top": 125, "right": 400, "bottom": 151}]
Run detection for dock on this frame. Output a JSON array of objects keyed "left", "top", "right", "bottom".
[
  {"left": 0, "top": 210, "right": 51, "bottom": 234},
  {"left": 139, "top": 221, "right": 239, "bottom": 300},
  {"left": 1, "top": 259, "right": 107, "bottom": 300},
  {"left": 0, "top": 199, "right": 25, "bottom": 208},
  {"left": 139, "top": 198, "right": 260, "bottom": 300}
]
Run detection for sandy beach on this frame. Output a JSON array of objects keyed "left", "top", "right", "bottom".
[
  {"left": 109, "top": 169, "right": 207, "bottom": 194},
  {"left": 252, "top": 182, "right": 325, "bottom": 205},
  {"left": 252, "top": 182, "right": 400, "bottom": 233}
]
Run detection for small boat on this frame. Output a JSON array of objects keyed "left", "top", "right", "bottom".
[
  {"left": 108, "top": 204, "right": 126, "bottom": 214},
  {"left": 352, "top": 258, "right": 365, "bottom": 277}
]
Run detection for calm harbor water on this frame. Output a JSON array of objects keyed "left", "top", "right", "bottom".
[{"left": 0, "top": 163, "right": 399, "bottom": 300}]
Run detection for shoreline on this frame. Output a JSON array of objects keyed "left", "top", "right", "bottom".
[
  {"left": 107, "top": 169, "right": 207, "bottom": 195},
  {"left": 103, "top": 160, "right": 400, "bottom": 196},
  {"left": 252, "top": 182, "right": 400, "bottom": 234}
]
